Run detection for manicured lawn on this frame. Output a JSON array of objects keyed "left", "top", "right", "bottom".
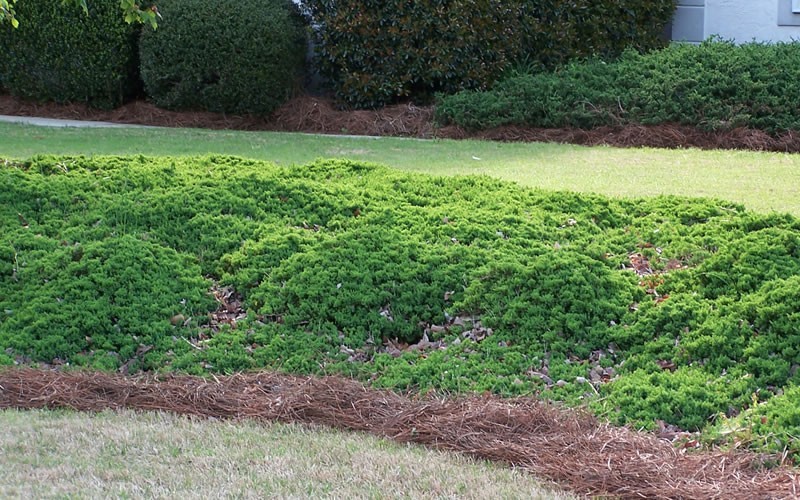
[{"left": 1, "top": 121, "right": 799, "bottom": 214}]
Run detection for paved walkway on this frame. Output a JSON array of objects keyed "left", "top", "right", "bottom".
[
  {"left": 0, "top": 114, "right": 426, "bottom": 140},
  {"left": 0, "top": 115, "right": 153, "bottom": 128}
]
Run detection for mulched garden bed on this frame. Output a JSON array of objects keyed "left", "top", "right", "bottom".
[
  {"left": 1, "top": 368, "right": 797, "bottom": 499},
  {"left": 2, "top": 94, "right": 800, "bottom": 153}
]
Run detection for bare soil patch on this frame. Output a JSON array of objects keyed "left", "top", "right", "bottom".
[
  {"left": 1, "top": 368, "right": 797, "bottom": 499},
  {"left": 2, "top": 94, "right": 800, "bottom": 152}
]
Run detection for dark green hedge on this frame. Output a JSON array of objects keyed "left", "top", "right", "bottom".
[
  {"left": 139, "top": 0, "right": 306, "bottom": 115},
  {"left": 304, "top": 0, "right": 674, "bottom": 109},
  {"left": 516, "top": 0, "right": 675, "bottom": 69},
  {"left": 0, "top": 0, "right": 140, "bottom": 109},
  {"left": 304, "top": 0, "right": 523, "bottom": 109},
  {"left": 436, "top": 40, "right": 800, "bottom": 135}
]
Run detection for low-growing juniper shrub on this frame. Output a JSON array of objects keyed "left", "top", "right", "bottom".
[
  {"left": 708, "top": 385, "right": 800, "bottom": 458},
  {"left": 436, "top": 40, "right": 800, "bottom": 135},
  {"left": 3, "top": 154, "right": 800, "bottom": 457}
]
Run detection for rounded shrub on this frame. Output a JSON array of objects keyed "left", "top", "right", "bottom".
[
  {"left": 0, "top": 0, "right": 140, "bottom": 109},
  {"left": 139, "top": 0, "right": 307, "bottom": 115},
  {"left": 304, "top": 0, "right": 525, "bottom": 109},
  {"left": 1, "top": 235, "right": 214, "bottom": 370}
]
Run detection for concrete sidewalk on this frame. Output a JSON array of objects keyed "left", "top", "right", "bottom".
[{"left": 0, "top": 114, "right": 154, "bottom": 128}]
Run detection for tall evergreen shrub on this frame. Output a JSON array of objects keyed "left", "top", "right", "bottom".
[
  {"left": 0, "top": 0, "right": 140, "bottom": 109},
  {"left": 139, "top": 0, "right": 307, "bottom": 115},
  {"left": 517, "top": 0, "right": 676, "bottom": 69},
  {"left": 303, "top": 0, "right": 525, "bottom": 109}
]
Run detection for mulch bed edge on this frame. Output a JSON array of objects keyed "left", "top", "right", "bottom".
[
  {"left": 1, "top": 368, "right": 797, "bottom": 499},
  {"left": 3, "top": 94, "right": 800, "bottom": 153}
]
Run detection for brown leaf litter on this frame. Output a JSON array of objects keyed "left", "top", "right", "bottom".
[{"left": 1, "top": 368, "right": 797, "bottom": 499}]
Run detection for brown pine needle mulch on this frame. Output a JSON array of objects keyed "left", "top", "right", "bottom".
[
  {"left": 1, "top": 368, "right": 797, "bottom": 499},
  {"left": 3, "top": 94, "right": 800, "bottom": 152}
]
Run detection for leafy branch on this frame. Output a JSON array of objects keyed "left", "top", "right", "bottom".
[
  {"left": 1, "top": 0, "right": 18, "bottom": 28},
  {"left": 2, "top": 0, "right": 160, "bottom": 28}
]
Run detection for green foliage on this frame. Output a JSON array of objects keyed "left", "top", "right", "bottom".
[
  {"left": 437, "top": 58, "right": 624, "bottom": 130},
  {"left": 691, "top": 227, "right": 800, "bottom": 299},
  {"left": 253, "top": 227, "right": 462, "bottom": 344},
  {"left": 709, "top": 385, "right": 800, "bottom": 459},
  {"left": 118, "top": 0, "right": 159, "bottom": 29},
  {"left": 1, "top": 0, "right": 159, "bottom": 29},
  {"left": 437, "top": 40, "right": 800, "bottom": 135},
  {"left": 618, "top": 40, "right": 800, "bottom": 133},
  {"left": 139, "top": 0, "right": 306, "bottom": 115},
  {"left": 4, "top": 154, "right": 800, "bottom": 459},
  {"left": 0, "top": 0, "right": 140, "bottom": 108},
  {"left": 457, "top": 251, "right": 641, "bottom": 358},
  {"left": 514, "top": 0, "right": 674, "bottom": 70},
  {"left": 0, "top": 234, "right": 213, "bottom": 369},
  {"left": 1, "top": 0, "right": 18, "bottom": 28},
  {"left": 600, "top": 367, "right": 754, "bottom": 431},
  {"left": 304, "top": 0, "right": 524, "bottom": 108},
  {"left": 304, "top": 0, "right": 673, "bottom": 108}
]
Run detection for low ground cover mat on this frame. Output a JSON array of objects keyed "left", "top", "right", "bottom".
[{"left": 2, "top": 154, "right": 800, "bottom": 459}]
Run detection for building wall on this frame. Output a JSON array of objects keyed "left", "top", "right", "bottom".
[
  {"left": 671, "top": 0, "right": 800, "bottom": 43},
  {"left": 672, "top": 0, "right": 706, "bottom": 43},
  {"left": 704, "top": 0, "right": 800, "bottom": 42}
]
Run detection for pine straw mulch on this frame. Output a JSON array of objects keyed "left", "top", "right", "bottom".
[
  {"left": 3, "top": 94, "right": 800, "bottom": 152},
  {"left": 1, "top": 368, "right": 797, "bottom": 499}
]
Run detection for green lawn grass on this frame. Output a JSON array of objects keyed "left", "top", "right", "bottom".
[{"left": 1, "top": 121, "right": 799, "bottom": 215}]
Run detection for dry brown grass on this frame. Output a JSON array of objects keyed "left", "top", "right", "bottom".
[{"left": 0, "top": 408, "right": 571, "bottom": 499}]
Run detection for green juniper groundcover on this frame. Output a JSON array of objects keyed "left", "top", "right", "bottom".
[{"left": 2, "top": 155, "right": 799, "bottom": 459}]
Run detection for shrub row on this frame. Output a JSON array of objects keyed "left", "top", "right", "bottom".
[
  {"left": 0, "top": 0, "right": 306, "bottom": 115},
  {"left": 1, "top": 0, "right": 673, "bottom": 112},
  {"left": 436, "top": 39, "right": 800, "bottom": 134},
  {"left": 304, "top": 0, "right": 674, "bottom": 108},
  {"left": 3, "top": 155, "right": 800, "bottom": 458}
]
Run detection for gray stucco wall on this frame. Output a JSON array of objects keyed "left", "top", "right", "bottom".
[
  {"left": 671, "top": 0, "right": 800, "bottom": 43},
  {"left": 672, "top": 0, "right": 706, "bottom": 43}
]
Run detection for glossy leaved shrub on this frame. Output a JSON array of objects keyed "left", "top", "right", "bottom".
[
  {"left": 515, "top": 0, "right": 675, "bottom": 69},
  {"left": 303, "top": 0, "right": 524, "bottom": 109}
]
